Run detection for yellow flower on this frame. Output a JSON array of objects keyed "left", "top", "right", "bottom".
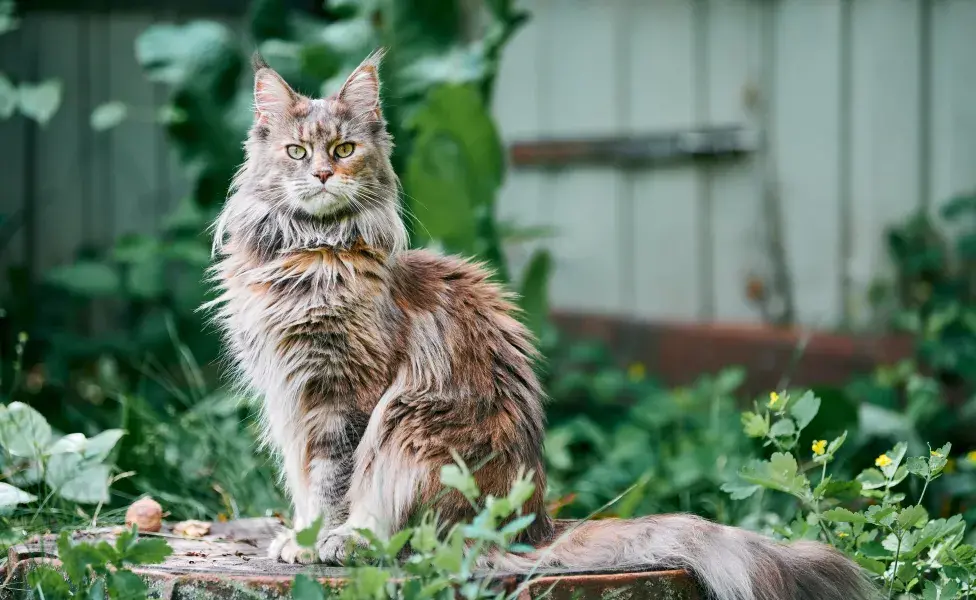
[
  {"left": 812, "top": 440, "right": 827, "bottom": 456},
  {"left": 627, "top": 363, "right": 646, "bottom": 382},
  {"left": 768, "top": 391, "right": 781, "bottom": 408},
  {"left": 875, "top": 454, "right": 893, "bottom": 468},
  {"left": 931, "top": 449, "right": 944, "bottom": 458},
  {"left": 837, "top": 532, "right": 849, "bottom": 538},
  {"left": 967, "top": 450, "right": 976, "bottom": 464}
]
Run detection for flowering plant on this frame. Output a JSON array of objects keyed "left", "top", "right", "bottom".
[{"left": 726, "top": 389, "right": 975, "bottom": 599}]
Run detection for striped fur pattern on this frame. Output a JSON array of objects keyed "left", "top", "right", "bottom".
[{"left": 208, "top": 51, "right": 878, "bottom": 599}]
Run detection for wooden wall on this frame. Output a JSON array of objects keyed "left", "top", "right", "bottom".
[{"left": 494, "top": 0, "right": 976, "bottom": 327}]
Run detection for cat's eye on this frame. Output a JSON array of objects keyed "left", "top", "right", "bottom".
[
  {"left": 334, "top": 142, "right": 355, "bottom": 159},
  {"left": 285, "top": 144, "right": 307, "bottom": 160}
]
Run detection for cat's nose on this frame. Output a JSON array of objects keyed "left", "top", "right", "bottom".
[{"left": 313, "top": 170, "right": 333, "bottom": 184}]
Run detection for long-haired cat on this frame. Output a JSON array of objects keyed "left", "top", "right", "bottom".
[{"left": 208, "top": 51, "right": 877, "bottom": 600}]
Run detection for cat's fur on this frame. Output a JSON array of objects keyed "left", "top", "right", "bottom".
[{"left": 207, "top": 51, "right": 878, "bottom": 600}]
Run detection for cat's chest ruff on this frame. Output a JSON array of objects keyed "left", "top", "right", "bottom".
[{"left": 226, "top": 243, "right": 392, "bottom": 378}]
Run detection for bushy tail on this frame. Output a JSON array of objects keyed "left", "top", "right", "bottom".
[{"left": 481, "top": 514, "right": 878, "bottom": 600}]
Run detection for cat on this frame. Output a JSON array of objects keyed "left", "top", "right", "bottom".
[{"left": 207, "top": 50, "right": 877, "bottom": 600}]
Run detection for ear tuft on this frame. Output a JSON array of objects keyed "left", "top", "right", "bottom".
[
  {"left": 251, "top": 51, "right": 270, "bottom": 73},
  {"left": 253, "top": 63, "right": 296, "bottom": 124},
  {"left": 337, "top": 48, "right": 386, "bottom": 114}
]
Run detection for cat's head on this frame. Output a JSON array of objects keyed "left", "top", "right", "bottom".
[{"left": 242, "top": 50, "right": 396, "bottom": 221}]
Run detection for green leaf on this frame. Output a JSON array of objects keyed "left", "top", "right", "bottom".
[
  {"left": 866, "top": 505, "right": 897, "bottom": 528},
  {"left": 0, "top": 402, "right": 52, "bottom": 459},
  {"left": 769, "top": 418, "right": 796, "bottom": 438},
  {"left": 123, "top": 537, "right": 172, "bottom": 565},
  {"left": 505, "top": 473, "right": 536, "bottom": 509},
  {"left": 0, "top": 481, "right": 36, "bottom": 508},
  {"left": 721, "top": 480, "right": 761, "bottom": 500},
  {"left": 386, "top": 529, "right": 412, "bottom": 557},
  {"left": 923, "top": 580, "right": 961, "bottom": 600},
  {"left": 500, "top": 514, "right": 536, "bottom": 536},
  {"left": 825, "top": 431, "right": 847, "bottom": 456},
  {"left": 788, "top": 390, "right": 821, "bottom": 430},
  {"left": 106, "top": 570, "right": 147, "bottom": 600},
  {"left": 27, "top": 566, "right": 71, "bottom": 600},
  {"left": 440, "top": 463, "right": 480, "bottom": 502},
  {"left": 816, "top": 480, "right": 862, "bottom": 502},
  {"left": 46, "top": 261, "right": 121, "bottom": 297},
  {"left": 351, "top": 566, "right": 389, "bottom": 599},
  {"left": 897, "top": 505, "right": 928, "bottom": 530},
  {"left": 854, "top": 555, "right": 886, "bottom": 576},
  {"left": 928, "top": 442, "right": 951, "bottom": 474},
  {"left": 404, "top": 85, "right": 503, "bottom": 256},
  {"left": 59, "top": 533, "right": 111, "bottom": 583},
  {"left": 90, "top": 101, "right": 128, "bottom": 131},
  {"left": 136, "top": 21, "right": 238, "bottom": 88},
  {"left": 18, "top": 79, "right": 62, "bottom": 125},
  {"left": 296, "top": 516, "right": 323, "bottom": 548},
  {"left": 292, "top": 574, "right": 326, "bottom": 600},
  {"left": 87, "top": 578, "right": 106, "bottom": 600},
  {"left": 83, "top": 429, "right": 125, "bottom": 462},
  {"left": 906, "top": 456, "right": 929, "bottom": 478},
  {"left": 738, "top": 453, "right": 808, "bottom": 497},
  {"left": 822, "top": 507, "right": 867, "bottom": 524},
  {"left": 45, "top": 455, "right": 110, "bottom": 504},
  {"left": 881, "top": 442, "right": 908, "bottom": 479},
  {"left": 518, "top": 249, "right": 551, "bottom": 339},
  {"left": 856, "top": 468, "right": 887, "bottom": 490},
  {"left": 741, "top": 411, "right": 769, "bottom": 438}
]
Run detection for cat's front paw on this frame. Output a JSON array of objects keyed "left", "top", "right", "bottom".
[
  {"left": 317, "top": 527, "right": 367, "bottom": 565},
  {"left": 268, "top": 528, "right": 318, "bottom": 564}
]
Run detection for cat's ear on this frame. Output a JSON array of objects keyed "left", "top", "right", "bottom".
[
  {"left": 337, "top": 49, "right": 385, "bottom": 117},
  {"left": 252, "top": 52, "right": 297, "bottom": 124}
]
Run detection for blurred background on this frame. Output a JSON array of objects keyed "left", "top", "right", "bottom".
[{"left": 2, "top": 0, "right": 976, "bottom": 545}]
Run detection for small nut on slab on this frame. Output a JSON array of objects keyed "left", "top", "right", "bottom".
[
  {"left": 125, "top": 497, "right": 162, "bottom": 533},
  {"left": 173, "top": 520, "right": 211, "bottom": 538}
]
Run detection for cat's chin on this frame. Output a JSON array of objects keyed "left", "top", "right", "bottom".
[{"left": 292, "top": 193, "right": 349, "bottom": 219}]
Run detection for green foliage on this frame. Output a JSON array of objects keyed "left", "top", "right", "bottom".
[
  {"left": 883, "top": 196, "right": 976, "bottom": 387},
  {"left": 290, "top": 459, "right": 538, "bottom": 599},
  {"left": 724, "top": 389, "right": 976, "bottom": 599},
  {"left": 543, "top": 356, "right": 752, "bottom": 523},
  {"left": 0, "top": 378, "right": 126, "bottom": 540},
  {"left": 27, "top": 526, "right": 172, "bottom": 600}
]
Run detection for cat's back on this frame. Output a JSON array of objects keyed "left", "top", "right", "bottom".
[{"left": 389, "top": 249, "right": 540, "bottom": 399}]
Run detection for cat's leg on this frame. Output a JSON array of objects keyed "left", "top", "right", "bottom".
[
  {"left": 270, "top": 409, "right": 367, "bottom": 564},
  {"left": 316, "top": 378, "right": 551, "bottom": 564}
]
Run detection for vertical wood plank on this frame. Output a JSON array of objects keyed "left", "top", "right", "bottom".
[
  {"left": 706, "top": 0, "right": 763, "bottom": 323},
  {"left": 0, "top": 17, "right": 30, "bottom": 280},
  {"left": 628, "top": 0, "right": 703, "bottom": 320},
  {"left": 493, "top": 2, "right": 548, "bottom": 285},
  {"left": 930, "top": 1, "right": 976, "bottom": 212},
  {"left": 771, "top": 0, "right": 844, "bottom": 327},
  {"left": 32, "top": 14, "right": 86, "bottom": 272},
  {"left": 848, "top": 0, "right": 922, "bottom": 327},
  {"left": 542, "top": 0, "right": 624, "bottom": 314},
  {"left": 87, "top": 14, "right": 113, "bottom": 250},
  {"left": 108, "top": 13, "right": 159, "bottom": 240}
]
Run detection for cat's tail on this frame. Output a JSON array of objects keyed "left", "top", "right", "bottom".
[{"left": 479, "top": 514, "right": 878, "bottom": 600}]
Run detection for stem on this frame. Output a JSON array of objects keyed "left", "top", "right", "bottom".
[
  {"left": 887, "top": 533, "right": 904, "bottom": 600},
  {"left": 916, "top": 475, "right": 931, "bottom": 508}
]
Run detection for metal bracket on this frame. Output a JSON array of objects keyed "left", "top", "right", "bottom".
[{"left": 509, "top": 125, "right": 757, "bottom": 169}]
